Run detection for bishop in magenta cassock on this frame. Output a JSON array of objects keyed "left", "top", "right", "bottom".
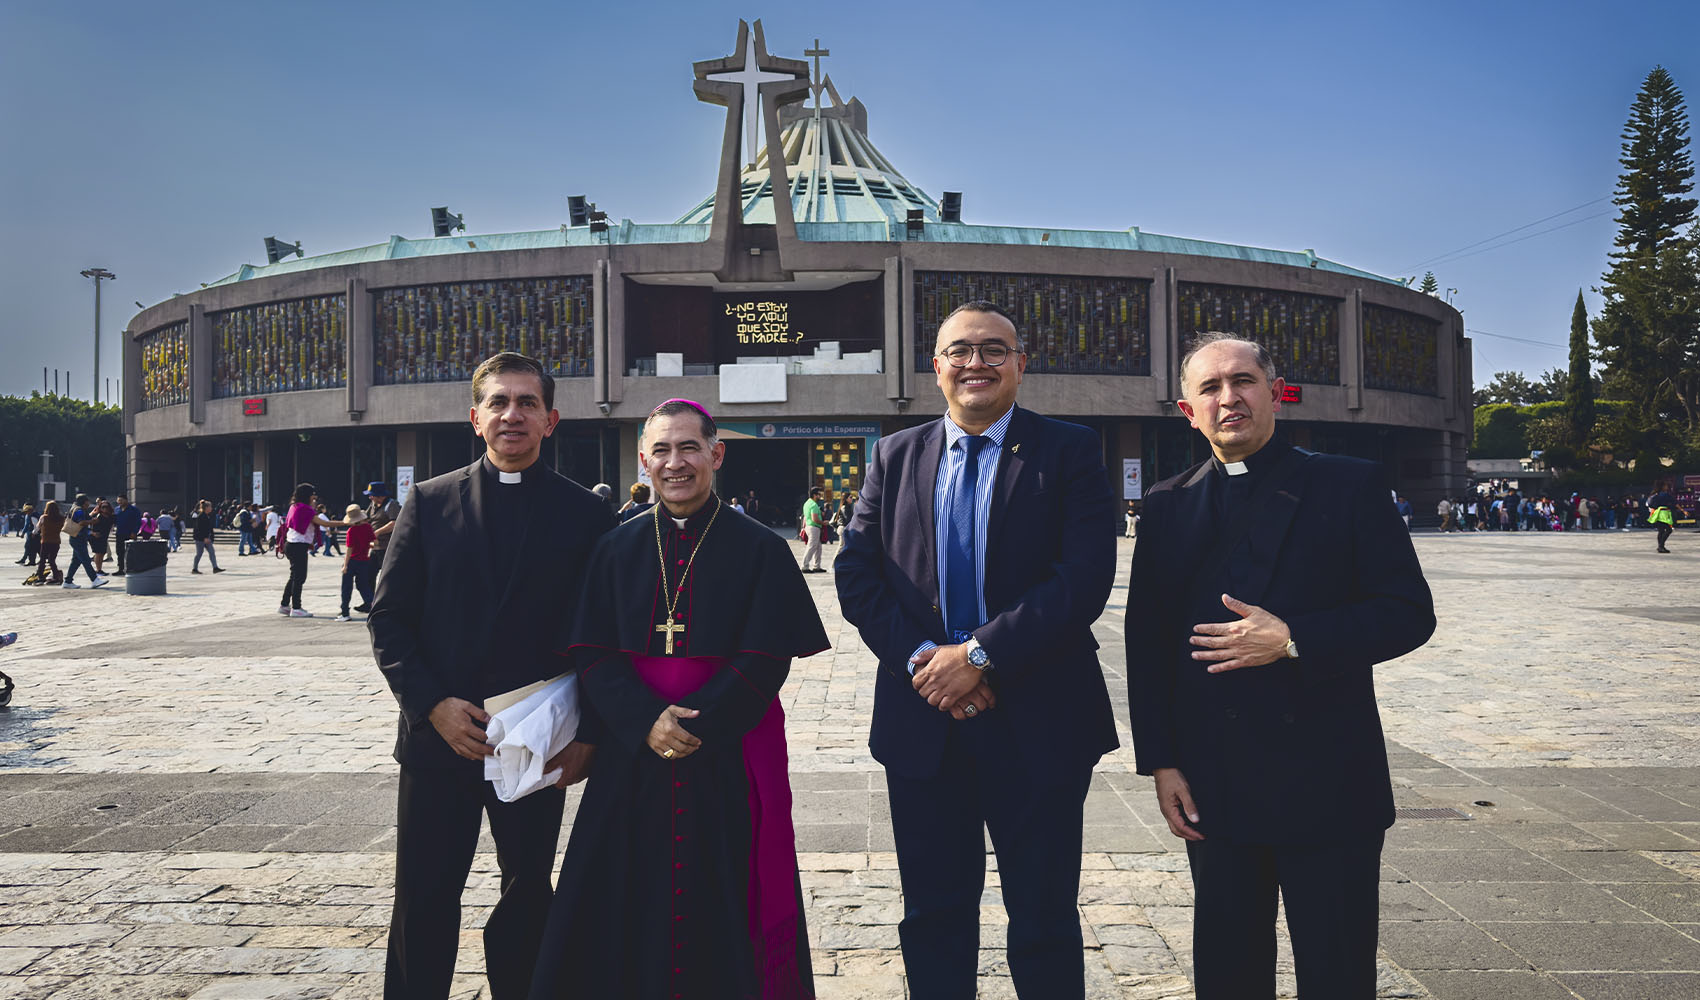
[{"left": 529, "top": 399, "right": 828, "bottom": 1000}]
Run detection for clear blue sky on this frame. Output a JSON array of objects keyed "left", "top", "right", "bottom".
[{"left": 3, "top": 0, "right": 1696, "bottom": 402}]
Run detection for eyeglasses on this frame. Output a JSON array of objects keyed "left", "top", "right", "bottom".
[{"left": 937, "top": 343, "right": 1017, "bottom": 367}]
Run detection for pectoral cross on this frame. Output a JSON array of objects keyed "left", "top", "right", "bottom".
[{"left": 655, "top": 616, "right": 685, "bottom": 655}]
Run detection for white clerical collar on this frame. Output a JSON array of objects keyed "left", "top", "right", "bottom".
[
  {"left": 1222, "top": 461, "right": 1249, "bottom": 476},
  {"left": 498, "top": 470, "right": 522, "bottom": 485},
  {"left": 670, "top": 515, "right": 688, "bottom": 529}
]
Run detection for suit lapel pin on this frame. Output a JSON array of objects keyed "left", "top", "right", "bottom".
[{"left": 1011, "top": 443, "right": 1020, "bottom": 454}]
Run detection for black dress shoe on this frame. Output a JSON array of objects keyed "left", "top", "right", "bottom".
[{"left": 353, "top": 603, "right": 372, "bottom": 613}]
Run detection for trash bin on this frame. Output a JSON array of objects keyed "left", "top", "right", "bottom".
[{"left": 124, "top": 539, "right": 169, "bottom": 596}]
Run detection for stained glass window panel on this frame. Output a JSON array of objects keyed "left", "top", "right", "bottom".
[
  {"left": 138, "top": 322, "right": 190, "bottom": 409},
  {"left": 374, "top": 277, "right": 594, "bottom": 385},
  {"left": 913, "top": 271, "right": 1150, "bottom": 375},
  {"left": 1363, "top": 304, "right": 1439, "bottom": 395},
  {"left": 1176, "top": 282, "right": 1341, "bottom": 385},
  {"left": 211, "top": 295, "right": 347, "bottom": 398}
]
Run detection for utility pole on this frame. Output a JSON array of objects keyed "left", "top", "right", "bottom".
[{"left": 80, "top": 267, "right": 116, "bottom": 402}]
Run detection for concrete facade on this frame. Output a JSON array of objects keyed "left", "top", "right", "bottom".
[{"left": 122, "top": 18, "right": 1468, "bottom": 520}]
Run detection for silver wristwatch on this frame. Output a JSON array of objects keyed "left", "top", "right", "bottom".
[
  {"left": 964, "top": 636, "right": 991, "bottom": 670},
  {"left": 1284, "top": 638, "right": 1300, "bottom": 659}
]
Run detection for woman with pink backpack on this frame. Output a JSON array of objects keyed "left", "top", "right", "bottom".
[{"left": 276, "top": 482, "right": 348, "bottom": 618}]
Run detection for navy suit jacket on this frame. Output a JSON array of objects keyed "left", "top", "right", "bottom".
[
  {"left": 1125, "top": 446, "right": 1435, "bottom": 843},
  {"left": 835, "top": 406, "right": 1120, "bottom": 779}
]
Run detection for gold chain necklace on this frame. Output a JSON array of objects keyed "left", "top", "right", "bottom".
[{"left": 651, "top": 497, "right": 721, "bottom": 655}]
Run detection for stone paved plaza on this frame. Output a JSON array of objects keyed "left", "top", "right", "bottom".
[{"left": 1, "top": 527, "right": 1698, "bottom": 999}]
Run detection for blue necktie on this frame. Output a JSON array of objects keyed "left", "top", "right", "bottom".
[{"left": 945, "top": 435, "right": 986, "bottom": 641}]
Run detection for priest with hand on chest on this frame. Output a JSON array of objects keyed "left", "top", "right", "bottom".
[{"left": 529, "top": 398, "right": 829, "bottom": 1000}]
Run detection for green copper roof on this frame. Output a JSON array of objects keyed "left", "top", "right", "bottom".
[{"left": 203, "top": 223, "right": 711, "bottom": 287}]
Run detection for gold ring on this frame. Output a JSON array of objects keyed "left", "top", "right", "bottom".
[{"left": 662, "top": 748, "right": 676, "bottom": 759}]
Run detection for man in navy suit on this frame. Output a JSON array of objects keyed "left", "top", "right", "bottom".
[
  {"left": 1126, "top": 333, "right": 1435, "bottom": 999},
  {"left": 836, "top": 300, "right": 1118, "bottom": 999}
]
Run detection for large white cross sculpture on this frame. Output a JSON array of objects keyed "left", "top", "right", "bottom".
[{"left": 707, "top": 29, "right": 794, "bottom": 166}]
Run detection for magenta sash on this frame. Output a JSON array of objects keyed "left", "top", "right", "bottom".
[{"left": 631, "top": 655, "right": 806, "bottom": 999}]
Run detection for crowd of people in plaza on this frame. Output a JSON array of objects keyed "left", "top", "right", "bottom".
[
  {"left": 1431, "top": 483, "right": 1690, "bottom": 550},
  {"left": 2, "top": 481, "right": 402, "bottom": 599}
]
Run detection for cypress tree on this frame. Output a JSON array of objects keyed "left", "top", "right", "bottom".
[{"left": 1565, "top": 290, "right": 1595, "bottom": 455}]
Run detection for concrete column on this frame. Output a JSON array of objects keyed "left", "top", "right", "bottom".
[
  {"left": 1343, "top": 289, "right": 1363, "bottom": 410},
  {"left": 250, "top": 436, "right": 268, "bottom": 505},
  {"left": 122, "top": 324, "right": 142, "bottom": 436},
  {"left": 1119, "top": 419, "right": 1143, "bottom": 500},
  {"left": 593, "top": 259, "right": 611, "bottom": 405},
  {"left": 189, "top": 304, "right": 210, "bottom": 425},
  {"left": 884, "top": 255, "right": 903, "bottom": 400},
  {"left": 603, "top": 260, "right": 624, "bottom": 404},
  {"left": 1149, "top": 268, "right": 1171, "bottom": 399},
  {"left": 396, "top": 430, "right": 419, "bottom": 472},
  {"left": 899, "top": 258, "right": 917, "bottom": 403},
  {"left": 1439, "top": 315, "right": 1460, "bottom": 421},
  {"left": 1161, "top": 268, "right": 1179, "bottom": 402},
  {"left": 346, "top": 277, "right": 371, "bottom": 416}
]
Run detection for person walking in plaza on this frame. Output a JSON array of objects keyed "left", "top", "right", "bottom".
[
  {"left": 16, "top": 505, "right": 39, "bottom": 567},
  {"left": 236, "top": 503, "right": 256, "bottom": 556},
  {"left": 1125, "top": 332, "right": 1436, "bottom": 1000},
  {"left": 800, "top": 485, "right": 827, "bottom": 571},
  {"left": 87, "top": 500, "right": 113, "bottom": 575},
  {"left": 156, "top": 507, "right": 177, "bottom": 552},
  {"left": 836, "top": 301, "right": 1119, "bottom": 999},
  {"left": 369, "top": 351, "right": 611, "bottom": 1000},
  {"left": 61, "top": 494, "right": 108, "bottom": 590},
  {"left": 113, "top": 495, "right": 140, "bottom": 574},
  {"left": 187, "top": 499, "right": 225, "bottom": 575},
  {"left": 363, "top": 482, "right": 401, "bottom": 579},
  {"left": 35, "top": 502, "right": 63, "bottom": 584},
  {"left": 276, "top": 485, "right": 345, "bottom": 617},
  {"left": 335, "top": 505, "right": 376, "bottom": 622},
  {"left": 262, "top": 505, "right": 281, "bottom": 554},
  {"left": 531, "top": 398, "right": 827, "bottom": 1000},
  {"left": 316, "top": 500, "right": 344, "bottom": 557},
  {"left": 1650, "top": 481, "right": 1679, "bottom": 553}
]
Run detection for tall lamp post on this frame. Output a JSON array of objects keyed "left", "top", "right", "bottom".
[{"left": 80, "top": 267, "right": 116, "bottom": 403}]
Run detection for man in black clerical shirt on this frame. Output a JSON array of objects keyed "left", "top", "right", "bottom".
[
  {"left": 1126, "top": 332, "right": 1435, "bottom": 999},
  {"left": 369, "top": 352, "right": 614, "bottom": 999}
]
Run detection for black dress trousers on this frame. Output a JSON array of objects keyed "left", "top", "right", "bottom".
[
  {"left": 386, "top": 765, "right": 566, "bottom": 1000},
  {"left": 884, "top": 710, "right": 1094, "bottom": 1000},
  {"left": 1185, "top": 832, "right": 1385, "bottom": 1000}
]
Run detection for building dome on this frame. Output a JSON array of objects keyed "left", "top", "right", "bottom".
[{"left": 676, "top": 89, "right": 942, "bottom": 227}]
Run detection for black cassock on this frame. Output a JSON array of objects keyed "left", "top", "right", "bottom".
[{"left": 530, "top": 497, "right": 829, "bottom": 1000}]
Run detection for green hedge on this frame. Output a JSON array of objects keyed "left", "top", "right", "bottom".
[{"left": 0, "top": 394, "right": 123, "bottom": 504}]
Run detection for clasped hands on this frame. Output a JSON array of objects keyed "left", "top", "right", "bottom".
[
  {"left": 1189, "top": 594, "right": 1291, "bottom": 672},
  {"left": 910, "top": 644, "right": 996, "bottom": 720},
  {"left": 428, "top": 696, "right": 596, "bottom": 788}
]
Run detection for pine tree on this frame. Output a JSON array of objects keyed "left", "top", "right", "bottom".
[
  {"left": 1594, "top": 66, "right": 1700, "bottom": 464},
  {"left": 1565, "top": 290, "right": 1595, "bottom": 454},
  {"left": 1418, "top": 272, "right": 1439, "bottom": 296}
]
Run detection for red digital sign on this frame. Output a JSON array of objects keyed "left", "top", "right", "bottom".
[
  {"left": 242, "top": 398, "right": 266, "bottom": 416},
  {"left": 1280, "top": 385, "right": 1303, "bottom": 403}
]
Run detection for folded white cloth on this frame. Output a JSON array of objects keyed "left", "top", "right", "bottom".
[{"left": 483, "top": 674, "right": 580, "bottom": 802}]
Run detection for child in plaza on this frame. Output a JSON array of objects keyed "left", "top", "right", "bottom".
[{"left": 335, "top": 505, "right": 377, "bottom": 621}]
